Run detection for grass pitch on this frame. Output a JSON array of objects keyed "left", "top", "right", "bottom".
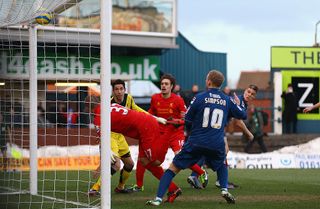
[{"left": 0, "top": 169, "right": 319, "bottom": 209}]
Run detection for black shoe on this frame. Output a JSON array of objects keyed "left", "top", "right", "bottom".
[{"left": 114, "top": 187, "right": 133, "bottom": 194}]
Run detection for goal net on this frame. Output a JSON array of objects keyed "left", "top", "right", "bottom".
[{"left": 0, "top": 0, "right": 108, "bottom": 208}]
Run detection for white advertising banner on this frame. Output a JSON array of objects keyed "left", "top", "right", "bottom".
[
  {"left": 131, "top": 149, "right": 320, "bottom": 169},
  {"left": 226, "top": 152, "right": 296, "bottom": 169},
  {"left": 295, "top": 154, "right": 320, "bottom": 169},
  {"left": 132, "top": 149, "right": 320, "bottom": 169}
]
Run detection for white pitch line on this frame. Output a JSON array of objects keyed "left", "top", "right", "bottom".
[
  {"left": 0, "top": 186, "right": 29, "bottom": 195},
  {"left": 40, "top": 194, "right": 96, "bottom": 208},
  {"left": 0, "top": 186, "right": 98, "bottom": 208}
]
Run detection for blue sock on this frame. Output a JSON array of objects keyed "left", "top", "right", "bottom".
[
  {"left": 191, "top": 157, "right": 205, "bottom": 177},
  {"left": 156, "top": 169, "right": 176, "bottom": 199},
  {"left": 217, "top": 163, "right": 228, "bottom": 189}
]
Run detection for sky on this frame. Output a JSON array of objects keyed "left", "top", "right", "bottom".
[{"left": 178, "top": 0, "right": 320, "bottom": 87}]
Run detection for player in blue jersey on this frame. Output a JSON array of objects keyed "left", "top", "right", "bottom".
[
  {"left": 187, "top": 84, "right": 258, "bottom": 189},
  {"left": 214, "top": 84, "right": 257, "bottom": 188},
  {"left": 238, "top": 84, "right": 258, "bottom": 111},
  {"left": 146, "top": 70, "right": 247, "bottom": 206}
]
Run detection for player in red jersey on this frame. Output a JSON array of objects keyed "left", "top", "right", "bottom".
[
  {"left": 131, "top": 74, "right": 207, "bottom": 196},
  {"left": 94, "top": 103, "right": 181, "bottom": 201},
  {"left": 149, "top": 77, "right": 186, "bottom": 153}
]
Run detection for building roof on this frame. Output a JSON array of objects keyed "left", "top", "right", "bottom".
[
  {"left": 160, "top": 32, "right": 227, "bottom": 90},
  {"left": 237, "top": 71, "right": 271, "bottom": 90}
]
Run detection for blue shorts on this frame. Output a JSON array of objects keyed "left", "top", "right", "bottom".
[{"left": 172, "top": 141, "right": 225, "bottom": 171}]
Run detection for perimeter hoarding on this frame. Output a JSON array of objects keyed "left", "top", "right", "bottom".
[
  {"left": 271, "top": 47, "right": 320, "bottom": 69},
  {"left": 271, "top": 47, "right": 320, "bottom": 121},
  {"left": 282, "top": 71, "right": 320, "bottom": 120},
  {"left": 0, "top": 51, "right": 160, "bottom": 81},
  {"left": 3, "top": 152, "right": 319, "bottom": 171},
  {"left": 1, "top": 156, "right": 100, "bottom": 171}
]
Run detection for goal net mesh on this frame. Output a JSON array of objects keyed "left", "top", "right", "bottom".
[{"left": 0, "top": 0, "right": 103, "bottom": 208}]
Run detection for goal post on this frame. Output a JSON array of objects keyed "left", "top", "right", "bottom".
[
  {"left": 99, "top": 0, "right": 112, "bottom": 208},
  {"left": 29, "top": 24, "right": 38, "bottom": 196},
  {"left": 0, "top": 0, "right": 112, "bottom": 208}
]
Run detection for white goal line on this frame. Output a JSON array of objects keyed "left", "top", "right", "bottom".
[{"left": 0, "top": 186, "right": 98, "bottom": 208}]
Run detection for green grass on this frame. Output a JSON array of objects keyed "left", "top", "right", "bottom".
[{"left": 1, "top": 169, "right": 320, "bottom": 209}]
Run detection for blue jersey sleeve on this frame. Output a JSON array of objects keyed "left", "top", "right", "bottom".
[
  {"left": 237, "top": 95, "right": 248, "bottom": 111},
  {"left": 185, "top": 96, "right": 198, "bottom": 124},
  {"left": 228, "top": 97, "right": 247, "bottom": 120}
]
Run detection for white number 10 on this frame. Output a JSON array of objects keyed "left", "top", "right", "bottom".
[{"left": 202, "top": 107, "right": 223, "bottom": 129}]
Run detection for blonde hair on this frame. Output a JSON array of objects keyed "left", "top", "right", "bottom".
[{"left": 207, "top": 70, "right": 224, "bottom": 88}]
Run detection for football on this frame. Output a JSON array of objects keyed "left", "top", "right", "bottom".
[{"left": 35, "top": 12, "right": 52, "bottom": 25}]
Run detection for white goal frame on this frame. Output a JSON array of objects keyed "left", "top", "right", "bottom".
[{"left": 1, "top": 0, "right": 113, "bottom": 209}]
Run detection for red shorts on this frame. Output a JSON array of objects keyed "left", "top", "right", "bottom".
[
  {"left": 161, "top": 131, "right": 185, "bottom": 153},
  {"left": 137, "top": 118, "right": 169, "bottom": 163},
  {"left": 138, "top": 138, "right": 168, "bottom": 163}
]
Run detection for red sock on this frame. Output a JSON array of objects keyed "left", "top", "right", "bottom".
[
  {"left": 146, "top": 164, "right": 163, "bottom": 179},
  {"left": 146, "top": 165, "right": 178, "bottom": 193},
  {"left": 189, "top": 164, "right": 204, "bottom": 176},
  {"left": 136, "top": 161, "right": 146, "bottom": 188},
  {"left": 168, "top": 181, "right": 179, "bottom": 193}
]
